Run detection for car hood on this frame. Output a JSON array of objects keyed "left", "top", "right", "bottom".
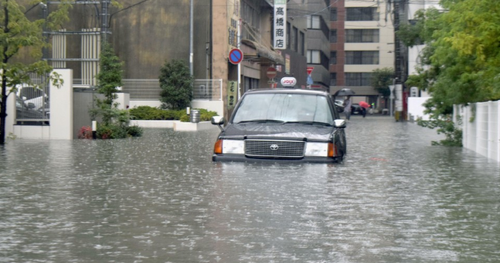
[{"left": 221, "top": 123, "right": 334, "bottom": 141}]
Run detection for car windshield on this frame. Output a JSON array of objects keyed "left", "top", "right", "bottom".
[{"left": 232, "top": 93, "right": 334, "bottom": 125}]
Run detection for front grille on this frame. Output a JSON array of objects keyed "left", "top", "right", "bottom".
[{"left": 245, "top": 139, "right": 305, "bottom": 158}]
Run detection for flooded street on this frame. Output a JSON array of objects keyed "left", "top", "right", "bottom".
[{"left": 1, "top": 116, "right": 499, "bottom": 262}]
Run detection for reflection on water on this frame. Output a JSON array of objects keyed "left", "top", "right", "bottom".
[{"left": 0, "top": 117, "right": 499, "bottom": 262}]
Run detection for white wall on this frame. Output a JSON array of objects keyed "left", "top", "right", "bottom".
[
  {"left": 49, "top": 69, "right": 73, "bottom": 140},
  {"left": 456, "top": 101, "right": 500, "bottom": 163},
  {"left": 115, "top": 93, "right": 130, "bottom": 110},
  {"left": 8, "top": 69, "right": 73, "bottom": 140},
  {"left": 408, "top": 97, "right": 430, "bottom": 121}
]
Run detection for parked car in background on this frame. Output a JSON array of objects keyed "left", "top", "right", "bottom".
[
  {"left": 351, "top": 103, "right": 364, "bottom": 115},
  {"left": 16, "top": 96, "right": 48, "bottom": 125},
  {"left": 211, "top": 88, "right": 347, "bottom": 163},
  {"left": 335, "top": 99, "right": 345, "bottom": 113},
  {"left": 18, "top": 86, "right": 50, "bottom": 118}
]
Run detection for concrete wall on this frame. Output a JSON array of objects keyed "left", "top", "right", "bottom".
[
  {"left": 407, "top": 97, "right": 430, "bottom": 121},
  {"left": 8, "top": 69, "right": 73, "bottom": 140},
  {"left": 455, "top": 101, "right": 500, "bottom": 163}
]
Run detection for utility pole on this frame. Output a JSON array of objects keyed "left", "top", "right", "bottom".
[
  {"left": 394, "top": 0, "right": 401, "bottom": 85},
  {"left": 189, "top": 0, "right": 194, "bottom": 76},
  {"left": 393, "top": 0, "right": 409, "bottom": 120},
  {"left": 101, "top": 0, "right": 111, "bottom": 44}
]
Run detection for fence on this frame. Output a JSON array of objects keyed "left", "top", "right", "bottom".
[
  {"left": 122, "top": 79, "right": 223, "bottom": 101},
  {"left": 193, "top": 79, "right": 223, "bottom": 100},
  {"left": 454, "top": 101, "right": 500, "bottom": 162}
]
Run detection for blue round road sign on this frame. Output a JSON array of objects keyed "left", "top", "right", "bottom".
[{"left": 229, "top": 48, "right": 243, "bottom": 64}]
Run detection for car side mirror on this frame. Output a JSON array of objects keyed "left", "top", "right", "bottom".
[
  {"left": 333, "top": 119, "right": 346, "bottom": 128},
  {"left": 27, "top": 102, "right": 36, "bottom": 109},
  {"left": 211, "top": 116, "right": 225, "bottom": 131}
]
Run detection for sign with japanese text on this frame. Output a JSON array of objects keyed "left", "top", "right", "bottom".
[
  {"left": 227, "top": 81, "right": 238, "bottom": 108},
  {"left": 227, "top": 0, "right": 240, "bottom": 51},
  {"left": 273, "top": 0, "right": 287, "bottom": 49}
]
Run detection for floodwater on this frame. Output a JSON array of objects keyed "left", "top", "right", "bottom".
[{"left": 0, "top": 116, "right": 499, "bottom": 263}]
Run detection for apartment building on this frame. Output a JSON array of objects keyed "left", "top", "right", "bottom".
[
  {"left": 304, "top": 0, "right": 331, "bottom": 91},
  {"left": 330, "top": 0, "right": 395, "bottom": 107}
]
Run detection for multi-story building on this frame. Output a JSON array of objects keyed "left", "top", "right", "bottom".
[
  {"left": 21, "top": 0, "right": 309, "bottom": 119},
  {"left": 330, "top": 0, "right": 395, "bottom": 109},
  {"left": 304, "top": 0, "right": 331, "bottom": 91}
]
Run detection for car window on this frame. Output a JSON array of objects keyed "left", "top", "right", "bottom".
[{"left": 232, "top": 93, "right": 334, "bottom": 124}]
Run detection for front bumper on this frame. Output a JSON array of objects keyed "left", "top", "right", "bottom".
[{"left": 212, "top": 154, "right": 342, "bottom": 163}]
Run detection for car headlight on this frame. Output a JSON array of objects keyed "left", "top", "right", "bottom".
[
  {"left": 305, "top": 142, "right": 329, "bottom": 157},
  {"left": 216, "top": 139, "right": 244, "bottom": 154}
]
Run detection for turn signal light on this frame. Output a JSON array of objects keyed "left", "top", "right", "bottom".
[
  {"left": 328, "top": 143, "right": 337, "bottom": 157},
  {"left": 214, "top": 139, "right": 223, "bottom": 154}
]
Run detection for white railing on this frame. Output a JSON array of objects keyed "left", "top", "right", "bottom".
[
  {"left": 455, "top": 101, "right": 500, "bottom": 162},
  {"left": 122, "top": 79, "right": 223, "bottom": 101},
  {"left": 193, "top": 79, "right": 222, "bottom": 101}
]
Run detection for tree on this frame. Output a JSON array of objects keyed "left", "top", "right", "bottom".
[
  {"left": 398, "top": 1, "right": 500, "bottom": 115},
  {"left": 159, "top": 59, "right": 193, "bottom": 110},
  {"left": 0, "top": 0, "right": 71, "bottom": 145},
  {"left": 371, "top": 67, "right": 395, "bottom": 98},
  {"left": 89, "top": 41, "right": 142, "bottom": 139},
  {"left": 396, "top": 1, "right": 500, "bottom": 146},
  {"left": 93, "top": 41, "right": 123, "bottom": 125}
]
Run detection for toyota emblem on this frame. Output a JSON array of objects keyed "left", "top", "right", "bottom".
[{"left": 270, "top": 144, "right": 279, "bottom": 151}]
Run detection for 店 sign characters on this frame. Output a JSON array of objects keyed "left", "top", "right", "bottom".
[{"left": 274, "top": 0, "right": 287, "bottom": 49}]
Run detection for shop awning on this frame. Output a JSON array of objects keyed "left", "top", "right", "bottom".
[{"left": 241, "top": 39, "right": 285, "bottom": 65}]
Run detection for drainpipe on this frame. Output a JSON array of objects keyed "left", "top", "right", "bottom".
[{"left": 189, "top": 0, "right": 194, "bottom": 76}]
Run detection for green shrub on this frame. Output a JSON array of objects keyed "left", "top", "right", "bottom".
[
  {"left": 126, "top": 125, "right": 143, "bottom": 137},
  {"left": 180, "top": 114, "right": 190, "bottom": 122},
  {"left": 130, "top": 106, "right": 179, "bottom": 120},
  {"left": 198, "top": 108, "right": 218, "bottom": 121},
  {"left": 97, "top": 124, "right": 127, "bottom": 139},
  {"left": 129, "top": 106, "right": 218, "bottom": 122},
  {"left": 96, "top": 124, "right": 143, "bottom": 139},
  {"left": 159, "top": 59, "right": 193, "bottom": 110},
  {"left": 417, "top": 115, "right": 462, "bottom": 147}
]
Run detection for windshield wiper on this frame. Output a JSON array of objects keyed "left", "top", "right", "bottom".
[
  {"left": 236, "top": 119, "right": 285, "bottom": 124},
  {"left": 283, "top": 121, "right": 332, "bottom": 126}
]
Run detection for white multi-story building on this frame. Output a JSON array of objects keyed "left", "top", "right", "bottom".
[{"left": 407, "top": 1, "right": 441, "bottom": 120}]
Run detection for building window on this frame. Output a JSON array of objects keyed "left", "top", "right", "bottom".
[
  {"left": 241, "top": 1, "right": 260, "bottom": 29},
  {"left": 307, "top": 15, "right": 321, "bottom": 29},
  {"left": 346, "top": 7, "right": 379, "bottom": 21},
  {"left": 243, "top": 76, "right": 260, "bottom": 92},
  {"left": 330, "top": 51, "right": 337, "bottom": 65},
  {"left": 345, "top": 51, "right": 379, "bottom": 64},
  {"left": 330, "top": 30, "right": 337, "bottom": 43},
  {"left": 330, "top": 8, "right": 337, "bottom": 21},
  {"left": 330, "top": 73, "right": 337, "bottom": 86},
  {"left": 307, "top": 50, "right": 321, "bottom": 64},
  {"left": 345, "top": 29, "right": 379, "bottom": 43},
  {"left": 345, "top": 73, "right": 372, "bottom": 86}
]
